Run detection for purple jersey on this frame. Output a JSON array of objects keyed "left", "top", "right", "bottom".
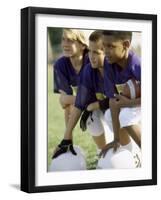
[
  {"left": 54, "top": 54, "right": 89, "bottom": 95},
  {"left": 104, "top": 51, "right": 141, "bottom": 98},
  {"left": 75, "top": 59, "right": 108, "bottom": 111}
]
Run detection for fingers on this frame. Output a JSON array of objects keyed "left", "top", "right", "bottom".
[
  {"left": 99, "top": 143, "right": 112, "bottom": 158},
  {"left": 80, "top": 110, "right": 91, "bottom": 131},
  {"left": 100, "top": 141, "right": 120, "bottom": 157},
  {"left": 113, "top": 142, "right": 120, "bottom": 152},
  {"left": 52, "top": 144, "right": 77, "bottom": 159},
  {"left": 69, "top": 145, "right": 77, "bottom": 155},
  {"left": 52, "top": 147, "right": 65, "bottom": 159}
]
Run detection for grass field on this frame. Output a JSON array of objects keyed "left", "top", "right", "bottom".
[{"left": 47, "top": 65, "right": 98, "bottom": 170}]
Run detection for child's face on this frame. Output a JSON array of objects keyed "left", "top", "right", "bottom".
[
  {"left": 61, "top": 32, "right": 84, "bottom": 57},
  {"left": 88, "top": 40, "right": 105, "bottom": 69},
  {"left": 103, "top": 35, "right": 128, "bottom": 64}
]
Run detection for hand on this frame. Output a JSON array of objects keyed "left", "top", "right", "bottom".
[
  {"left": 87, "top": 102, "right": 99, "bottom": 111},
  {"left": 80, "top": 110, "right": 92, "bottom": 131},
  {"left": 99, "top": 140, "right": 120, "bottom": 158},
  {"left": 110, "top": 94, "right": 131, "bottom": 109},
  {"left": 52, "top": 139, "right": 77, "bottom": 159}
]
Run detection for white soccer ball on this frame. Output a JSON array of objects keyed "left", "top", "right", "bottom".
[
  {"left": 49, "top": 145, "right": 87, "bottom": 172},
  {"left": 97, "top": 148, "right": 136, "bottom": 169}
]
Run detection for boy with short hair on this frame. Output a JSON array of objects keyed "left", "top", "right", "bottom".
[
  {"left": 101, "top": 30, "right": 141, "bottom": 156},
  {"left": 53, "top": 31, "right": 108, "bottom": 158}
]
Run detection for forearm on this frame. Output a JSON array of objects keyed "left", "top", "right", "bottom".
[
  {"left": 110, "top": 106, "right": 120, "bottom": 141},
  {"left": 109, "top": 99, "right": 120, "bottom": 141},
  {"left": 120, "top": 97, "right": 141, "bottom": 108},
  {"left": 64, "top": 107, "right": 82, "bottom": 140}
]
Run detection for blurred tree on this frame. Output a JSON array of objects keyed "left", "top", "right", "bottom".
[
  {"left": 48, "top": 28, "right": 63, "bottom": 63},
  {"left": 48, "top": 27, "right": 63, "bottom": 46},
  {"left": 48, "top": 33, "right": 54, "bottom": 64},
  {"left": 131, "top": 45, "right": 141, "bottom": 57}
]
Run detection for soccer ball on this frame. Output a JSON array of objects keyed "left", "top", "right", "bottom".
[
  {"left": 49, "top": 145, "right": 87, "bottom": 172},
  {"left": 97, "top": 148, "right": 136, "bottom": 169},
  {"left": 122, "top": 78, "right": 141, "bottom": 99}
]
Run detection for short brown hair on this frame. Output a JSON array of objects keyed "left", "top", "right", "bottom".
[
  {"left": 103, "top": 30, "right": 132, "bottom": 42},
  {"left": 89, "top": 30, "right": 103, "bottom": 42}
]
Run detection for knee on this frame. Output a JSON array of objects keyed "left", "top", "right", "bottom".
[{"left": 86, "top": 115, "right": 104, "bottom": 137}]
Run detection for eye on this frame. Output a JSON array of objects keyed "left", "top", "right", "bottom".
[
  {"left": 67, "top": 39, "right": 73, "bottom": 43},
  {"left": 62, "top": 37, "right": 75, "bottom": 44}
]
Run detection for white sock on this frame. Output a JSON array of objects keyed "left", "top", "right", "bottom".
[{"left": 121, "top": 142, "right": 133, "bottom": 152}]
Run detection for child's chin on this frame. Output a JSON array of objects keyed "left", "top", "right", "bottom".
[
  {"left": 64, "top": 54, "right": 72, "bottom": 58},
  {"left": 63, "top": 51, "right": 73, "bottom": 57},
  {"left": 91, "top": 65, "right": 98, "bottom": 69}
]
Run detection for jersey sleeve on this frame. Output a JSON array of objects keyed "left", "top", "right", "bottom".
[
  {"left": 131, "top": 64, "right": 141, "bottom": 82},
  {"left": 75, "top": 65, "right": 96, "bottom": 111},
  {"left": 53, "top": 59, "right": 73, "bottom": 95},
  {"left": 130, "top": 53, "right": 141, "bottom": 82}
]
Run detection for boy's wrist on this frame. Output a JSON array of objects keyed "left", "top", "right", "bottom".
[{"left": 114, "top": 137, "right": 120, "bottom": 142}]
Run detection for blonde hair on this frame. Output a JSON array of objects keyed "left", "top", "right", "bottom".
[{"left": 63, "top": 29, "right": 88, "bottom": 48}]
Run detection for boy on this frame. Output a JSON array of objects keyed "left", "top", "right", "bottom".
[
  {"left": 54, "top": 29, "right": 89, "bottom": 127},
  {"left": 101, "top": 30, "right": 141, "bottom": 156}
]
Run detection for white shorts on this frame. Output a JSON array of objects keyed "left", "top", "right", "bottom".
[{"left": 104, "top": 107, "right": 141, "bottom": 132}]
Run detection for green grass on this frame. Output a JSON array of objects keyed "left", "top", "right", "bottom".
[{"left": 48, "top": 65, "right": 98, "bottom": 170}]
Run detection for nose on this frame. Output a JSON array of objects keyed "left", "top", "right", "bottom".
[{"left": 62, "top": 39, "right": 69, "bottom": 47}]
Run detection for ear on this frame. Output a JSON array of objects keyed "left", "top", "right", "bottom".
[{"left": 123, "top": 40, "right": 130, "bottom": 49}]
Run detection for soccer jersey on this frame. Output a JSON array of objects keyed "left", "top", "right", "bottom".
[
  {"left": 104, "top": 51, "right": 141, "bottom": 98},
  {"left": 75, "top": 59, "right": 108, "bottom": 111},
  {"left": 54, "top": 54, "right": 89, "bottom": 95}
]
